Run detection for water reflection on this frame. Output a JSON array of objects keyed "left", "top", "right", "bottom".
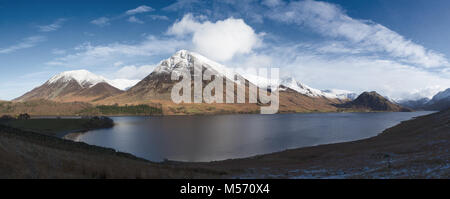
[{"left": 76, "top": 112, "right": 433, "bottom": 162}]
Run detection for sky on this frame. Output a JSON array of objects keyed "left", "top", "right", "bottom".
[{"left": 0, "top": 0, "right": 449, "bottom": 100}]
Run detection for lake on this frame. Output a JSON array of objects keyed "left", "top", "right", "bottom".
[{"left": 70, "top": 111, "right": 433, "bottom": 162}]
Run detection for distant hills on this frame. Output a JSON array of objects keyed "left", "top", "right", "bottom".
[
  {"left": 9, "top": 50, "right": 417, "bottom": 115},
  {"left": 399, "top": 88, "right": 450, "bottom": 111}
]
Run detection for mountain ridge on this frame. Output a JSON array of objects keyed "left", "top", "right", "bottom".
[
  {"left": 338, "top": 91, "right": 412, "bottom": 112},
  {"left": 399, "top": 88, "right": 450, "bottom": 111},
  {"left": 12, "top": 50, "right": 412, "bottom": 114},
  {"left": 14, "top": 70, "right": 124, "bottom": 103}
]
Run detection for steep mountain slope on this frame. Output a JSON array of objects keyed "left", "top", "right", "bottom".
[
  {"left": 338, "top": 91, "right": 412, "bottom": 112},
  {"left": 15, "top": 70, "right": 124, "bottom": 103},
  {"left": 426, "top": 88, "right": 450, "bottom": 111}
]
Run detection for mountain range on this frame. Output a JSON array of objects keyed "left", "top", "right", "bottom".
[
  {"left": 399, "top": 88, "right": 450, "bottom": 111},
  {"left": 12, "top": 50, "right": 420, "bottom": 114},
  {"left": 15, "top": 70, "right": 123, "bottom": 102}
]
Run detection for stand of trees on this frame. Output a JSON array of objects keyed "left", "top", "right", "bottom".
[{"left": 80, "top": 104, "right": 162, "bottom": 116}]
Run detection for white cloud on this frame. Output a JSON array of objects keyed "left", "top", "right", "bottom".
[
  {"left": 168, "top": 14, "right": 262, "bottom": 61},
  {"left": 91, "top": 17, "right": 110, "bottom": 26},
  {"left": 125, "top": 5, "right": 154, "bottom": 15},
  {"left": 230, "top": 43, "right": 450, "bottom": 100},
  {"left": 163, "top": 0, "right": 200, "bottom": 11},
  {"left": 46, "top": 36, "right": 187, "bottom": 68},
  {"left": 128, "top": 16, "right": 144, "bottom": 24},
  {"left": 269, "top": 0, "right": 449, "bottom": 68},
  {"left": 38, "top": 18, "right": 66, "bottom": 32},
  {"left": 91, "top": 5, "right": 153, "bottom": 27},
  {"left": 113, "top": 61, "right": 124, "bottom": 67},
  {"left": 262, "top": 0, "right": 285, "bottom": 7},
  {"left": 148, "top": 15, "right": 170, "bottom": 21},
  {"left": 51, "top": 48, "right": 66, "bottom": 55},
  {"left": 106, "top": 79, "right": 140, "bottom": 90},
  {"left": 113, "top": 65, "right": 155, "bottom": 80},
  {"left": 0, "top": 36, "right": 46, "bottom": 54}
]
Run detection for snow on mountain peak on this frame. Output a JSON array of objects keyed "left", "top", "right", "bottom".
[
  {"left": 47, "top": 70, "right": 106, "bottom": 88},
  {"left": 46, "top": 70, "right": 139, "bottom": 90},
  {"left": 152, "top": 50, "right": 358, "bottom": 100},
  {"left": 322, "top": 89, "right": 358, "bottom": 100},
  {"left": 431, "top": 88, "right": 450, "bottom": 101},
  {"left": 154, "top": 49, "right": 237, "bottom": 81},
  {"left": 280, "top": 77, "right": 325, "bottom": 97}
]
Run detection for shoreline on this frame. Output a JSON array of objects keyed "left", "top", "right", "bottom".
[
  {"left": 14, "top": 109, "right": 426, "bottom": 118},
  {"left": 0, "top": 109, "right": 448, "bottom": 178},
  {"left": 61, "top": 111, "right": 435, "bottom": 163}
]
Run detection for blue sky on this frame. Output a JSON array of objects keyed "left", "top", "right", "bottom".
[{"left": 0, "top": 0, "right": 449, "bottom": 100}]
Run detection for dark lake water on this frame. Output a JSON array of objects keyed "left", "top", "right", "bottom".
[{"left": 72, "top": 111, "right": 433, "bottom": 162}]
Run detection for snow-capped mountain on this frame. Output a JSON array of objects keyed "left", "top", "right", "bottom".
[
  {"left": 426, "top": 88, "right": 450, "bottom": 110},
  {"left": 98, "top": 50, "right": 344, "bottom": 114},
  {"left": 280, "top": 77, "right": 356, "bottom": 100},
  {"left": 15, "top": 70, "right": 125, "bottom": 102},
  {"left": 105, "top": 50, "right": 249, "bottom": 102},
  {"left": 45, "top": 70, "right": 138, "bottom": 90},
  {"left": 280, "top": 77, "right": 324, "bottom": 97},
  {"left": 154, "top": 50, "right": 238, "bottom": 81},
  {"left": 431, "top": 88, "right": 450, "bottom": 102},
  {"left": 322, "top": 89, "right": 358, "bottom": 100},
  {"left": 47, "top": 70, "right": 106, "bottom": 88},
  {"left": 399, "top": 88, "right": 450, "bottom": 111}
]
